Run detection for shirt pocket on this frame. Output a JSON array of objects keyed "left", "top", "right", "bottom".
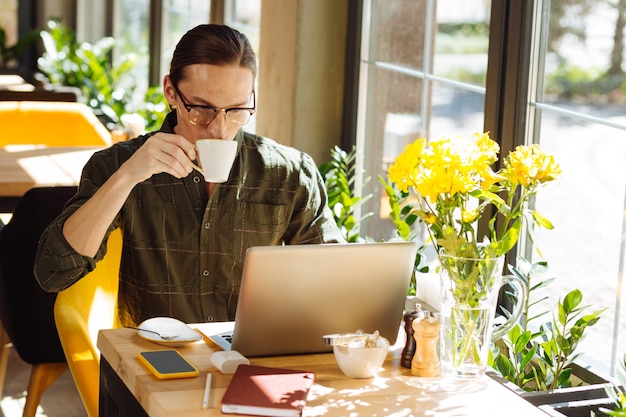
[{"left": 231, "top": 201, "right": 291, "bottom": 262}]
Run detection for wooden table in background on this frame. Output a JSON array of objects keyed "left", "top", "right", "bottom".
[
  {"left": 97, "top": 324, "right": 550, "bottom": 417},
  {"left": 0, "top": 145, "right": 101, "bottom": 211}
]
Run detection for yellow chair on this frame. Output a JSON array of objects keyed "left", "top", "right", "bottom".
[
  {"left": 54, "top": 228, "right": 122, "bottom": 417},
  {"left": 0, "top": 101, "right": 112, "bottom": 147}
]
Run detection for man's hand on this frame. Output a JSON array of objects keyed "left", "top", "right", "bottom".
[{"left": 120, "top": 133, "right": 197, "bottom": 183}]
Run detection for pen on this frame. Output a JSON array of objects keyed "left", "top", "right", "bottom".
[{"left": 202, "top": 372, "right": 212, "bottom": 409}]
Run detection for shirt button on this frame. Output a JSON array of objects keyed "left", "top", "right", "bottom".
[
  {"left": 207, "top": 315, "right": 214, "bottom": 322},
  {"left": 202, "top": 270, "right": 209, "bottom": 276},
  {"left": 193, "top": 176, "right": 201, "bottom": 183},
  {"left": 204, "top": 223, "right": 210, "bottom": 229}
]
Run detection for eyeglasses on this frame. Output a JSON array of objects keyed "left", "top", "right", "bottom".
[{"left": 172, "top": 84, "right": 256, "bottom": 126}]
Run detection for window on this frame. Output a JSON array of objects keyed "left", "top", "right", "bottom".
[
  {"left": 356, "top": 0, "right": 626, "bottom": 375},
  {"left": 356, "top": 0, "right": 492, "bottom": 243}
]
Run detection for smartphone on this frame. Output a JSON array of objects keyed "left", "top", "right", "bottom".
[{"left": 137, "top": 350, "right": 199, "bottom": 379}]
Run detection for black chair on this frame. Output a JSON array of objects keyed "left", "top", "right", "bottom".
[{"left": 0, "top": 186, "right": 77, "bottom": 417}]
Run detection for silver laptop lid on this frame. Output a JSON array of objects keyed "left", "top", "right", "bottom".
[{"left": 230, "top": 241, "right": 418, "bottom": 357}]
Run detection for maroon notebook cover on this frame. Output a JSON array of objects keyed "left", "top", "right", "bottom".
[{"left": 221, "top": 364, "right": 315, "bottom": 417}]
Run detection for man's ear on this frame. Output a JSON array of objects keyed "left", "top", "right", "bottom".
[{"left": 163, "top": 76, "right": 177, "bottom": 108}]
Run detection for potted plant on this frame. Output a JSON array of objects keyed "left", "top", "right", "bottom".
[
  {"left": 492, "top": 257, "right": 606, "bottom": 390},
  {"left": 490, "top": 257, "right": 609, "bottom": 416},
  {"left": 36, "top": 19, "right": 137, "bottom": 130}
]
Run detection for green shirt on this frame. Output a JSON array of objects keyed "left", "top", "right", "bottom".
[{"left": 35, "top": 113, "right": 344, "bottom": 326}]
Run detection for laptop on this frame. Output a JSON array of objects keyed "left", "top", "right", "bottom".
[{"left": 204, "top": 241, "right": 418, "bottom": 357}]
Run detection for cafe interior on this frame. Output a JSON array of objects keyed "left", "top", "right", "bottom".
[{"left": 1, "top": 0, "right": 626, "bottom": 416}]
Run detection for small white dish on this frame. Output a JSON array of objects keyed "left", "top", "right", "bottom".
[
  {"left": 136, "top": 317, "right": 202, "bottom": 347},
  {"left": 333, "top": 334, "right": 390, "bottom": 378}
]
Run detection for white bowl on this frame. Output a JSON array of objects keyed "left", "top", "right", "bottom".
[{"left": 333, "top": 335, "right": 390, "bottom": 378}]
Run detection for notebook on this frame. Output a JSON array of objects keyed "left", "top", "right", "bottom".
[
  {"left": 221, "top": 364, "right": 315, "bottom": 416},
  {"left": 204, "top": 241, "right": 418, "bottom": 357}
]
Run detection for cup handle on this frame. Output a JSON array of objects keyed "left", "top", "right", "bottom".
[
  {"left": 491, "top": 274, "right": 528, "bottom": 341},
  {"left": 190, "top": 161, "right": 204, "bottom": 175},
  {"left": 190, "top": 145, "right": 204, "bottom": 174}
]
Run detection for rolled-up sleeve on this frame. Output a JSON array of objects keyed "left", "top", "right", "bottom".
[
  {"left": 34, "top": 215, "right": 98, "bottom": 291},
  {"left": 34, "top": 146, "right": 125, "bottom": 292}
]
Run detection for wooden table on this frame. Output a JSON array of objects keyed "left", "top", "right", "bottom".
[
  {"left": 97, "top": 324, "right": 550, "bottom": 417},
  {"left": 0, "top": 145, "right": 101, "bottom": 211}
]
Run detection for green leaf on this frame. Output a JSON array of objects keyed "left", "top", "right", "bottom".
[
  {"left": 556, "top": 367, "right": 572, "bottom": 388},
  {"left": 521, "top": 345, "right": 538, "bottom": 369},
  {"left": 494, "top": 355, "right": 514, "bottom": 378},
  {"left": 531, "top": 210, "right": 555, "bottom": 229},
  {"left": 530, "top": 277, "right": 556, "bottom": 292},
  {"left": 514, "top": 330, "right": 532, "bottom": 353},
  {"left": 471, "top": 188, "right": 505, "bottom": 209},
  {"left": 496, "top": 218, "right": 522, "bottom": 255},
  {"left": 556, "top": 334, "right": 571, "bottom": 354},
  {"left": 562, "top": 289, "right": 583, "bottom": 314},
  {"left": 557, "top": 300, "right": 567, "bottom": 325}
]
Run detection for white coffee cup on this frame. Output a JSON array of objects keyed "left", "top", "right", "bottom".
[{"left": 192, "top": 139, "right": 238, "bottom": 183}]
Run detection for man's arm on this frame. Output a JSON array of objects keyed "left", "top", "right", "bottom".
[{"left": 63, "top": 132, "right": 196, "bottom": 257}]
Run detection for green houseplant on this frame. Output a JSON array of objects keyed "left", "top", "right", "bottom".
[
  {"left": 319, "top": 145, "right": 372, "bottom": 243},
  {"left": 492, "top": 257, "right": 606, "bottom": 391},
  {"left": 37, "top": 18, "right": 136, "bottom": 128},
  {"left": 379, "top": 176, "right": 431, "bottom": 295},
  {"left": 136, "top": 86, "right": 168, "bottom": 132}
]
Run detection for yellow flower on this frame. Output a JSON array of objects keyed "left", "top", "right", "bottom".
[
  {"left": 388, "top": 132, "right": 503, "bottom": 195},
  {"left": 388, "top": 138, "right": 426, "bottom": 192},
  {"left": 386, "top": 131, "right": 561, "bottom": 258},
  {"left": 416, "top": 211, "right": 438, "bottom": 224},
  {"left": 462, "top": 209, "right": 479, "bottom": 223},
  {"left": 502, "top": 144, "right": 562, "bottom": 187}
]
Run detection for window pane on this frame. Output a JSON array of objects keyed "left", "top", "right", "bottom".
[
  {"left": 367, "top": 0, "right": 428, "bottom": 69},
  {"left": 529, "top": 1, "right": 626, "bottom": 373},
  {"left": 114, "top": 0, "right": 150, "bottom": 109},
  {"left": 361, "top": 68, "right": 425, "bottom": 240},
  {"left": 531, "top": 115, "right": 626, "bottom": 370},
  {"left": 225, "top": 0, "right": 261, "bottom": 133},
  {"left": 430, "top": 81, "right": 486, "bottom": 134},
  {"left": 160, "top": 0, "right": 212, "bottom": 80},
  {"left": 434, "top": 1, "right": 490, "bottom": 86}
]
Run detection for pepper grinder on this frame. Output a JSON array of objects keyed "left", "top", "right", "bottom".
[
  {"left": 401, "top": 303, "right": 423, "bottom": 368},
  {"left": 411, "top": 310, "right": 441, "bottom": 377}
]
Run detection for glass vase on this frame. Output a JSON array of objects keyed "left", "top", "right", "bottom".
[{"left": 439, "top": 253, "right": 527, "bottom": 379}]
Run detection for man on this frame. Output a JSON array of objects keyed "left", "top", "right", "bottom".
[{"left": 34, "top": 24, "right": 343, "bottom": 326}]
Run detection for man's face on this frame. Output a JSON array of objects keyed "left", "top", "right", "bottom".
[{"left": 164, "top": 63, "right": 255, "bottom": 143}]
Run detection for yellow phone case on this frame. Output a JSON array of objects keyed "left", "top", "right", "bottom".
[{"left": 138, "top": 350, "right": 199, "bottom": 379}]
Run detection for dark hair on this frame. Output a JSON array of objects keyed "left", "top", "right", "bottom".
[{"left": 169, "top": 24, "right": 257, "bottom": 86}]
